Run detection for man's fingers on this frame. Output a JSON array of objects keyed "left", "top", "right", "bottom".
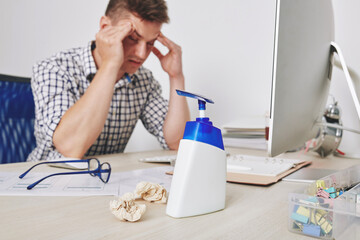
[
  {"left": 112, "top": 22, "right": 134, "bottom": 39},
  {"left": 98, "top": 22, "right": 133, "bottom": 43},
  {"left": 157, "top": 35, "right": 173, "bottom": 48},
  {"left": 159, "top": 33, "right": 178, "bottom": 48},
  {"left": 152, "top": 47, "right": 164, "bottom": 60},
  {"left": 157, "top": 33, "right": 181, "bottom": 54}
]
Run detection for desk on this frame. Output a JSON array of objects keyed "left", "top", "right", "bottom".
[{"left": 0, "top": 148, "right": 359, "bottom": 239}]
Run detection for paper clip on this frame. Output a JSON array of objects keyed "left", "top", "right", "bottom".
[
  {"left": 316, "top": 180, "right": 326, "bottom": 189},
  {"left": 316, "top": 188, "right": 330, "bottom": 198}
]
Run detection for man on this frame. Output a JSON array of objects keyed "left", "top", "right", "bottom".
[{"left": 27, "top": 0, "right": 190, "bottom": 161}]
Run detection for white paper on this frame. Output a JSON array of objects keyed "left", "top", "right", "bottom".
[
  {"left": 115, "top": 166, "right": 173, "bottom": 197},
  {"left": 223, "top": 137, "right": 267, "bottom": 150},
  {"left": 227, "top": 154, "right": 304, "bottom": 176},
  {"left": 0, "top": 166, "right": 173, "bottom": 196},
  {"left": 222, "top": 116, "right": 266, "bottom": 130}
]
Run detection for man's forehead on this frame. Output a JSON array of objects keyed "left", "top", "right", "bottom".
[
  {"left": 131, "top": 21, "right": 161, "bottom": 41},
  {"left": 133, "top": 29, "right": 160, "bottom": 41},
  {"left": 112, "top": 11, "right": 162, "bottom": 40}
]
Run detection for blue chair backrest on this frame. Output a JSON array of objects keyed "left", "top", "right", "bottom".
[{"left": 0, "top": 74, "right": 36, "bottom": 164}]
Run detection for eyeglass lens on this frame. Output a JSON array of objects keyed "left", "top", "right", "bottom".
[
  {"left": 88, "top": 159, "right": 99, "bottom": 176},
  {"left": 100, "top": 163, "right": 111, "bottom": 183}
]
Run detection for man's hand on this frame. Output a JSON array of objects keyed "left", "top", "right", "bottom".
[
  {"left": 152, "top": 33, "right": 190, "bottom": 150},
  {"left": 95, "top": 21, "right": 134, "bottom": 70},
  {"left": 152, "top": 33, "right": 183, "bottom": 79}
]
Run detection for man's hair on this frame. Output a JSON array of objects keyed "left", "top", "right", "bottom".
[{"left": 105, "top": 0, "right": 169, "bottom": 23}]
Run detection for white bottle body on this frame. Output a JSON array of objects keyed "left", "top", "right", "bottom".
[{"left": 166, "top": 139, "right": 227, "bottom": 218}]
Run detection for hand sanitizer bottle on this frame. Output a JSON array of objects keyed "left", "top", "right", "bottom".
[{"left": 166, "top": 90, "right": 227, "bottom": 218}]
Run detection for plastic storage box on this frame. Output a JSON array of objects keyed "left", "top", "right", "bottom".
[{"left": 288, "top": 164, "right": 360, "bottom": 239}]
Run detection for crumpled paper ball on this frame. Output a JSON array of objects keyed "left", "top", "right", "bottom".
[
  {"left": 110, "top": 192, "right": 146, "bottom": 222},
  {"left": 134, "top": 181, "right": 167, "bottom": 203}
]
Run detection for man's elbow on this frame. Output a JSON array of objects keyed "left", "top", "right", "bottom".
[
  {"left": 166, "top": 139, "right": 181, "bottom": 150},
  {"left": 53, "top": 134, "right": 86, "bottom": 159}
]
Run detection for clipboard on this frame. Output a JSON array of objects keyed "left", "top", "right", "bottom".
[
  {"left": 166, "top": 154, "right": 312, "bottom": 186},
  {"left": 226, "top": 160, "right": 311, "bottom": 185}
]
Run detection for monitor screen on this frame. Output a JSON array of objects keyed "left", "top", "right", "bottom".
[{"left": 268, "top": 0, "right": 335, "bottom": 157}]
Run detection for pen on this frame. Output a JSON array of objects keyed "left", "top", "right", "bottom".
[{"left": 125, "top": 73, "right": 132, "bottom": 83}]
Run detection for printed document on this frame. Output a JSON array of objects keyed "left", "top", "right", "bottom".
[{"left": 0, "top": 166, "right": 173, "bottom": 196}]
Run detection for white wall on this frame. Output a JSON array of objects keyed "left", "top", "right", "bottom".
[
  {"left": 0, "top": 0, "right": 105, "bottom": 76},
  {"left": 330, "top": 0, "right": 360, "bottom": 155},
  {"left": 0, "top": 0, "right": 359, "bottom": 154}
]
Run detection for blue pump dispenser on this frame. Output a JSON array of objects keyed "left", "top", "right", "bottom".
[
  {"left": 167, "top": 90, "right": 226, "bottom": 218},
  {"left": 176, "top": 90, "right": 224, "bottom": 150}
]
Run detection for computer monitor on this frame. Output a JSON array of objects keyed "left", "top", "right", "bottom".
[{"left": 268, "top": 0, "right": 335, "bottom": 157}]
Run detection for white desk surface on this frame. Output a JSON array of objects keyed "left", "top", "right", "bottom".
[{"left": 1, "top": 147, "right": 359, "bottom": 240}]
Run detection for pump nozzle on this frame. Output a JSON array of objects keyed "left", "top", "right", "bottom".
[{"left": 176, "top": 89, "right": 214, "bottom": 118}]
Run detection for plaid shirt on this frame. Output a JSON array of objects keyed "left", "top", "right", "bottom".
[{"left": 27, "top": 42, "right": 169, "bottom": 161}]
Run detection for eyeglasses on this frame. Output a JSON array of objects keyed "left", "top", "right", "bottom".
[{"left": 19, "top": 158, "right": 111, "bottom": 190}]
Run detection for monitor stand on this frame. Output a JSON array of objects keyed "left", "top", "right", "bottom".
[
  {"left": 316, "top": 42, "right": 360, "bottom": 158},
  {"left": 330, "top": 42, "right": 360, "bottom": 121}
]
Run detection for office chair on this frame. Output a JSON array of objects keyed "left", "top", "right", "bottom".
[{"left": 0, "top": 74, "right": 36, "bottom": 164}]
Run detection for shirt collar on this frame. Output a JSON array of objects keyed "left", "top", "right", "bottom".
[{"left": 114, "top": 71, "right": 140, "bottom": 89}]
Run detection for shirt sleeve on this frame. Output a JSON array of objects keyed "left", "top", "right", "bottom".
[
  {"left": 31, "top": 59, "right": 76, "bottom": 152},
  {"left": 140, "top": 74, "right": 169, "bottom": 149}
]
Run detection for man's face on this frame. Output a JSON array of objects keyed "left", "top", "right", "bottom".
[{"left": 114, "top": 13, "right": 162, "bottom": 74}]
